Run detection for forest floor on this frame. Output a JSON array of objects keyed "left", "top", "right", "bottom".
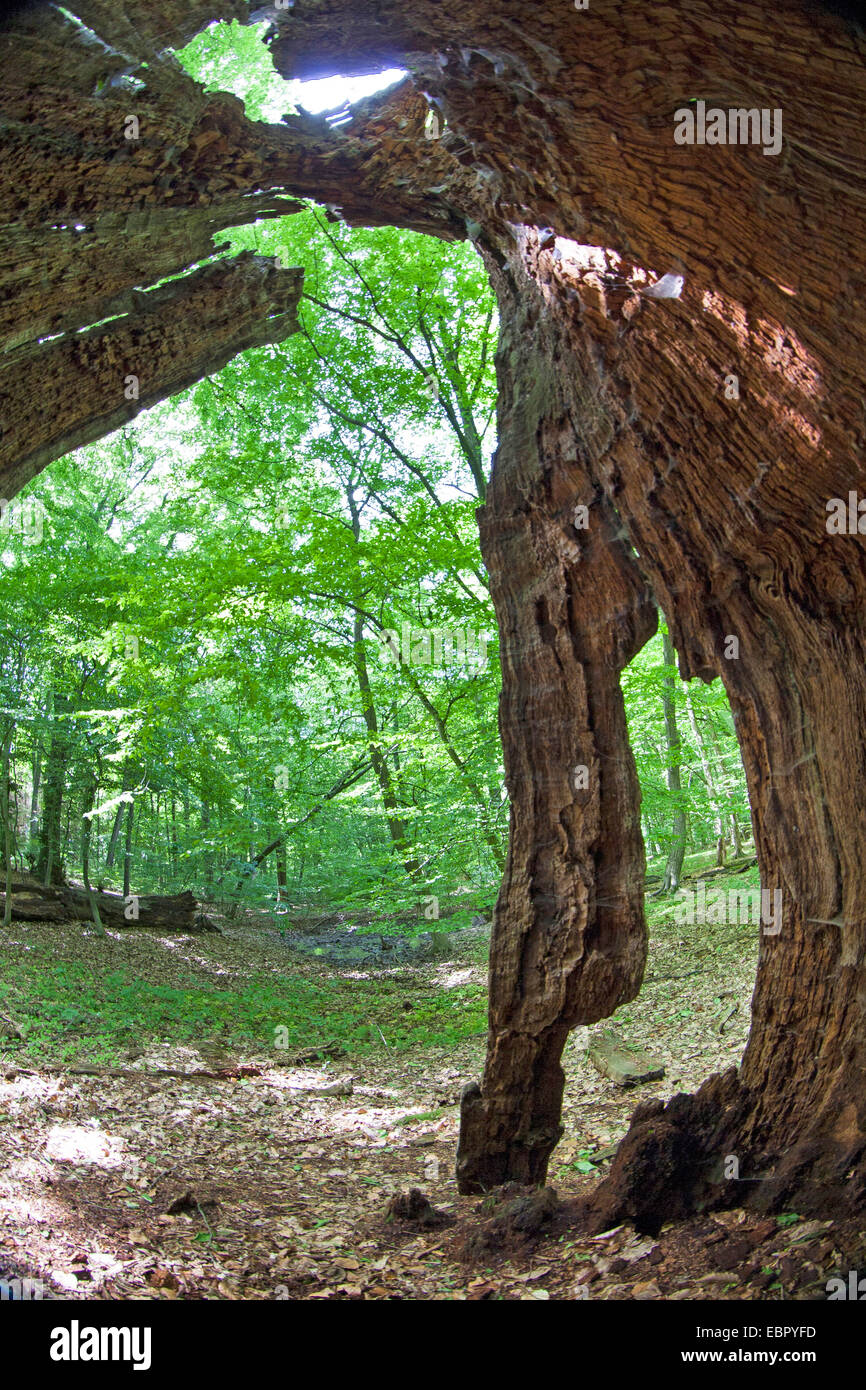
[{"left": 1, "top": 868, "right": 863, "bottom": 1301}]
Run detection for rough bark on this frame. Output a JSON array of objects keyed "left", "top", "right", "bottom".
[
  {"left": 456, "top": 233, "right": 657, "bottom": 1190},
  {"left": 1, "top": 0, "right": 865, "bottom": 1224},
  {"left": 0, "top": 873, "right": 218, "bottom": 932},
  {"left": 1, "top": 254, "right": 303, "bottom": 500}
]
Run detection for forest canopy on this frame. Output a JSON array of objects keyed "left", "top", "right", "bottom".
[
  {"left": 1, "top": 205, "right": 750, "bottom": 924},
  {"left": 0, "top": 22, "right": 752, "bottom": 922}
]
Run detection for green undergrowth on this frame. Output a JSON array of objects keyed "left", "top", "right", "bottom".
[
  {"left": 0, "top": 865, "right": 763, "bottom": 1072},
  {"left": 645, "top": 863, "right": 763, "bottom": 935},
  {"left": 0, "top": 949, "right": 487, "bottom": 1068}
]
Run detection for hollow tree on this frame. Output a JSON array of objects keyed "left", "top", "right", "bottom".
[{"left": 1, "top": 0, "right": 865, "bottom": 1228}]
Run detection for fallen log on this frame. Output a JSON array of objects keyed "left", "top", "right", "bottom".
[
  {"left": 2, "top": 1062, "right": 260, "bottom": 1082},
  {"left": 0, "top": 874, "right": 220, "bottom": 932},
  {"left": 588, "top": 1033, "right": 666, "bottom": 1088},
  {"left": 2, "top": 1056, "right": 349, "bottom": 1085}
]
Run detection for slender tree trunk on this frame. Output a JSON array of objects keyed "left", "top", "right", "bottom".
[
  {"left": 704, "top": 713, "right": 748, "bottom": 859},
  {"left": 105, "top": 763, "right": 133, "bottom": 871},
  {"left": 29, "top": 738, "right": 41, "bottom": 847},
  {"left": 683, "top": 685, "right": 725, "bottom": 856},
  {"left": 340, "top": 481, "right": 418, "bottom": 875},
  {"left": 394, "top": 653, "right": 506, "bottom": 870},
  {"left": 661, "top": 630, "right": 688, "bottom": 893},
  {"left": 81, "top": 778, "right": 105, "bottom": 935},
  {"left": 2, "top": 723, "right": 14, "bottom": 929},
  {"left": 122, "top": 798, "right": 134, "bottom": 901},
  {"left": 36, "top": 690, "right": 68, "bottom": 886},
  {"left": 352, "top": 611, "right": 417, "bottom": 873},
  {"left": 155, "top": 791, "right": 164, "bottom": 890},
  {"left": 201, "top": 799, "right": 213, "bottom": 884},
  {"left": 104, "top": 803, "right": 125, "bottom": 870}
]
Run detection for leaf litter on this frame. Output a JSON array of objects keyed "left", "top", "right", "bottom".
[{"left": 0, "top": 906, "right": 863, "bottom": 1300}]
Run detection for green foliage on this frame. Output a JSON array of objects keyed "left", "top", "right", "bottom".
[
  {"left": 0, "top": 19, "right": 755, "bottom": 1109},
  {"left": 565, "top": 1149, "right": 599, "bottom": 1175},
  {"left": 1, "top": 950, "right": 487, "bottom": 1066},
  {"left": 623, "top": 623, "right": 751, "bottom": 873},
  {"left": 177, "top": 20, "right": 295, "bottom": 123}
]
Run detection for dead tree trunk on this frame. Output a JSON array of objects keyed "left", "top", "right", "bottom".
[
  {"left": 456, "top": 241, "right": 657, "bottom": 1191},
  {"left": 585, "top": 623, "right": 866, "bottom": 1234},
  {"left": 0, "top": 874, "right": 219, "bottom": 932}
]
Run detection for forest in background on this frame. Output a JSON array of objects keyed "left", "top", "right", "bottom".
[{"left": 0, "top": 21, "right": 753, "bottom": 933}]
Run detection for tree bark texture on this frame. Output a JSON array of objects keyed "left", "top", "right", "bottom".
[{"left": 0, "top": 873, "right": 218, "bottom": 932}]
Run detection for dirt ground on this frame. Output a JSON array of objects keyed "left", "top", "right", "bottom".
[{"left": 0, "top": 913, "right": 863, "bottom": 1301}]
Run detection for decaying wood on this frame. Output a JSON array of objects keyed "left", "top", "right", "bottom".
[
  {"left": 456, "top": 235, "right": 657, "bottom": 1191},
  {"left": 2, "top": 1063, "right": 262, "bottom": 1082},
  {"left": 588, "top": 1036, "right": 666, "bottom": 1088},
  {"left": 1, "top": 255, "right": 303, "bottom": 499},
  {"left": 0, "top": 874, "right": 219, "bottom": 932}
]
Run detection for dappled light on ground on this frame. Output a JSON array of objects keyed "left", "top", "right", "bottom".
[{"left": 3, "top": 885, "right": 853, "bottom": 1300}]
